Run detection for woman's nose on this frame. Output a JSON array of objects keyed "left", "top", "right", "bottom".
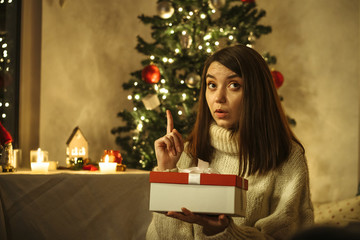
[{"left": 215, "top": 89, "right": 226, "bottom": 103}]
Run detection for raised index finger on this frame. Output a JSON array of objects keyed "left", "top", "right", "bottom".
[{"left": 166, "top": 110, "right": 174, "bottom": 134}]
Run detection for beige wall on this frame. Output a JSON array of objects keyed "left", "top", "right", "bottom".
[
  {"left": 256, "top": 0, "right": 359, "bottom": 202},
  {"left": 40, "top": 0, "right": 155, "bottom": 165},
  {"left": 36, "top": 0, "right": 359, "bottom": 203}
]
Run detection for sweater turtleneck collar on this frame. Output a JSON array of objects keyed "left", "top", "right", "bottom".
[{"left": 209, "top": 123, "right": 239, "bottom": 155}]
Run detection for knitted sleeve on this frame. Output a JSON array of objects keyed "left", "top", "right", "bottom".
[{"left": 204, "top": 145, "right": 314, "bottom": 240}]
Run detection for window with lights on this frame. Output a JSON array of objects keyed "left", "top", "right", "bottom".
[{"left": 0, "top": 0, "right": 20, "bottom": 148}]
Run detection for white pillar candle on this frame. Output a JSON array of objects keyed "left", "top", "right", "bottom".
[
  {"left": 31, "top": 162, "right": 50, "bottom": 172},
  {"left": 99, "top": 155, "right": 117, "bottom": 173},
  {"left": 30, "top": 148, "right": 49, "bottom": 172}
]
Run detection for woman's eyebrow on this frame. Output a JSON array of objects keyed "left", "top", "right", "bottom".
[
  {"left": 227, "top": 74, "right": 240, "bottom": 79},
  {"left": 206, "top": 73, "right": 215, "bottom": 79},
  {"left": 206, "top": 73, "right": 240, "bottom": 79}
]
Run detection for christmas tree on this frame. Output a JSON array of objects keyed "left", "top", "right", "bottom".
[{"left": 112, "top": 0, "right": 284, "bottom": 170}]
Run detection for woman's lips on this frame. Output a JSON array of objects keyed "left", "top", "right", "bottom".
[{"left": 215, "top": 109, "right": 228, "bottom": 118}]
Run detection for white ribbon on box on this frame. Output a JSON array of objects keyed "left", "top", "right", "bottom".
[{"left": 178, "top": 159, "right": 219, "bottom": 184}]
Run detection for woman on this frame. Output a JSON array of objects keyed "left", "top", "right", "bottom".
[{"left": 146, "top": 45, "right": 314, "bottom": 239}]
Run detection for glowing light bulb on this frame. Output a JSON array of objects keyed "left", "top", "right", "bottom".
[
  {"left": 140, "top": 116, "right": 145, "bottom": 121},
  {"left": 198, "top": 45, "right": 203, "bottom": 50},
  {"left": 178, "top": 7, "right": 183, "bottom": 12},
  {"left": 134, "top": 94, "right": 140, "bottom": 100},
  {"left": 137, "top": 123, "right": 143, "bottom": 131},
  {"left": 204, "top": 34, "right": 211, "bottom": 40},
  {"left": 162, "top": 95, "right": 167, "bottom": 100},
  {"left": 200, "top": 13, "right": 206, "bottom": 19},
  {"left": 189, "top": 11, "right": 193, "bottom": 16},
  {"left": 150, "top": 55, "right": 155, "bottom": 60},
  {"left": 162, "top": 57, "right": 168, "bottom": 62},
  {"left": 228, "top": 35, "right": 234, "bottom": 40},
  {"left": 4, "top": 102, "right": 9, "bottom": 107},
  {"left": 160, "top": 88, "right": 168, "bottom": 94},
  {"left": 182, "top": 93, "right": 187, "bottom": 99},
  {"left": 175, "top": 48, "right": 180, "bottom": 53},
  {"left": 182, "top": 30, "right": 187, "bottom": 35},
  {"left": 127, "top": 95, "right": 132, "bottom": 100},
  {"left": 134, "top": 82, "right": 138, "bottom": 86},
  {"left": 206, "top": 48, "right": 212, "bottom": 53},
  {"left": 215, "top": 41, "right": 219, "bottom": 46},
  {"left": 178, "top": 110, "right": 183, "bottom": 115},
  {"left": 133, "top": 107, "right": 137, "bottom": 111},
  {"left": 180, "top": 80, "right": 185, "bottom": 84},
  {"left": 161, "top": 79, "right": 166, "bottom": 84},
  {"left": 168, "top": 58, "right": 174, "bottom": 63}
]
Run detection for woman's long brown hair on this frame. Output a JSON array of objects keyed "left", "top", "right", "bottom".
[{"left": 186, "top": 45, "right": 304, "bottom": 176}]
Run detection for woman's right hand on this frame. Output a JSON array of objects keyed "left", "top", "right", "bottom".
[{"left": 154, "top": 110, "right": 184, "bottom": 171}]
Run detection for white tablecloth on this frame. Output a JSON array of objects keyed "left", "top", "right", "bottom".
[{"left": 0, "top": 169, "right": 152, "bottom": 240}]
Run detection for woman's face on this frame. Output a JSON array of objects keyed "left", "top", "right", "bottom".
[{"left": 205, "top": 61, "right": 244, "bottom": 129}]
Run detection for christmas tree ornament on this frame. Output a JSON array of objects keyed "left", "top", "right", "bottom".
[
  {"left": 242, "top": 0, "right": 255, "bottom": 3},
  {"left": 142, "top": 93, "right": 161, "bottom": 110},
  {"left": 185, "top": 72, "right": 201, "bottom": 88},
  {"left": 142, "top": 65, "right": 161, "bottom": 84},
  {"left": 209, "top": 0, "right": 226, "bottom": 10},
  {"left": 271, "top": 70, "right": 284, "bottom": 89},
  {"left": 180, "top": 33, "right": 193, "bottom": 49},
  {"left": 157, "top": 1, "right": 174, "bottom": 19}
]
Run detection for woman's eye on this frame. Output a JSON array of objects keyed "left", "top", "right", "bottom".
[
  {"left": 207, "top": 82, "right": 216, "bottom": 89},
  {"left": 229, "top": 82, "right": 241, "bottom": 89}
]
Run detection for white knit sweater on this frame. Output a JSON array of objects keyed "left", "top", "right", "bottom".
[{"left": 146, "top": 124, "right": 314, "bottom": 240}]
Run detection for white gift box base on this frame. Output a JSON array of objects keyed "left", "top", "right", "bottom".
[{"left": 149, "top": 182, "right": 247, "bottom": 216}]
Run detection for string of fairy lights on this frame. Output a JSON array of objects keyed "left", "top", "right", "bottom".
[{"left": 0, "top": 0, "right": 13, "bottom": 119}]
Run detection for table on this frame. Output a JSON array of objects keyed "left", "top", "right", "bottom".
[{"left": 0, "top": 169, "right": 152, "bottom": 240}]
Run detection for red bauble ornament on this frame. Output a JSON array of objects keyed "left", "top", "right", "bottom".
[
  {"left": 241, "top": 0, "right": 255, "bottom": 3},
  {"left": 271, "top": 70, "right": 284, "bottom": 89},
  {"left": 142, "top": 65, "right": 161, "bottom": 84}
]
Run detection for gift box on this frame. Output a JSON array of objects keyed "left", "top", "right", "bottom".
[{"left": 149, "top": 171, "right": 248, "bottom": 216}]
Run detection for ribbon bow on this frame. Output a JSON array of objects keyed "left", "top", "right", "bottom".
[{"left": 178, "top": 158, "right": 219, "bottom": 174}]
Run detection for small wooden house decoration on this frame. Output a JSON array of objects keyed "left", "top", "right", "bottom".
[{"left": 66, "top": 127, "right": 88, "bottom": 165}]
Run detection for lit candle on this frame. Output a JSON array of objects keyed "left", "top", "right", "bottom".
[
  {"left": 99, "top": 154, "right": 117, "bottom": 173},
  {"left": 31, "top": 148, "right": 49, "bottom": 172}
]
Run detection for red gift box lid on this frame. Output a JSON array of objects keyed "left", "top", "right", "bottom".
[{"left": 150, "top": 171, "right": 248, "bottom": 190}]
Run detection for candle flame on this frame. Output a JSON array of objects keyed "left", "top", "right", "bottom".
[
  {"left": 104, "top": 154, "right": 109, "bottom": 163},
  {"left": 37, "top": 148, "right": 44, "bottom": 163}
]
